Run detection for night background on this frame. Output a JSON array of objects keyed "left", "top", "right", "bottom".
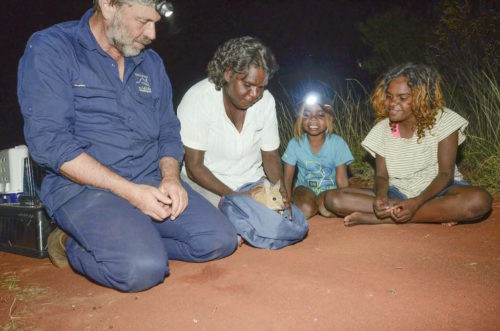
[
  {"left": 0, "top": 0, "right": 433, "bottom": 149},
  {"left": 0, "top": 1, "right": 497, "bottom": 153}
]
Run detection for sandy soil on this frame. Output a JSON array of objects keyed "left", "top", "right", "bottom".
[{"left": 1, "top": 197, "right": 499, "bottom": 331}]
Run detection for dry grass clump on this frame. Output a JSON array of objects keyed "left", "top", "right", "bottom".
[{"left": 275, "top": 66, "right": 499, "bottom": 194}]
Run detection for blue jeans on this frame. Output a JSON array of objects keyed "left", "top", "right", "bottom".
[
  {"left": 53, "top": 181, "right": 237, "bottom": 292},
  {"left": 386, "top": 180, "right": 471, "bottom": 199}
]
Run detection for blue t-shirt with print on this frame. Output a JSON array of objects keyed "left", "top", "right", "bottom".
[{"left": 282, "top": 134, "right": 354, "bottom": 195}]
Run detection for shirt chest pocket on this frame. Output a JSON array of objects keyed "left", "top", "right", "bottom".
[
  {"left": 127, "top": 87, "right": 157, "bottom": 112},
  {"left": 124, "top": 87, "right": 161, "bottom": 139},
  {"left": 72, "top": 85, "right": 118, "bottom": 116}
]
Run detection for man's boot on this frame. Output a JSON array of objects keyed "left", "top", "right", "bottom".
[{"left": 47, "top": 227, "right": 69, "bottom": 268}]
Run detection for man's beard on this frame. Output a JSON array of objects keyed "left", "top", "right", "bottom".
[{"left": 106, "top": 9, "right": 152, "bottom": 57}]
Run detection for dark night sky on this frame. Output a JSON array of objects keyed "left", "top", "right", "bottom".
[{"left": 0, "top": 0, "right": 429, "bottom": 149}]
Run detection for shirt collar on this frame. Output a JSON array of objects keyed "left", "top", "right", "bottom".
[{"left": 76, "top": 8, "right": 144, "bottom": 64}]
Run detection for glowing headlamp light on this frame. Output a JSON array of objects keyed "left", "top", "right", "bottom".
[
  {"left": 302, "top": 92, "right": 335, "bottom": 115},
  {"left": 304, "top": 93, "right": 319, "bottom": 106},
  {"left": 155, "top": 1, "right": 174, "bottom": 18}
]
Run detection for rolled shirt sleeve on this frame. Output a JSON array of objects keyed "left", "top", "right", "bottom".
[
  {"left": 18, "top": 33, "right": 85, "bottom": 172},
  {"left": 156, "top": 61, "right": 184, "bottom": 163}
]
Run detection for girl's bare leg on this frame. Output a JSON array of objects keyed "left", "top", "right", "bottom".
[
  {"left": 403, "top": 186, "right": 492, "bottom": 223},
  {"left": 324, "top": 187, "right": 376, "bottom": 216},
  {"left": 325, "top": 184, "right": 491, "bottom": 226},
  {"left": 316, "top": 191, "right": 336, "bottom": 217},
  {"left": 344, "top": 212, "right": 394, "bottom": 226},
  {"left": 343, "top": 185, "right": 491, "bottom": 226},
  {"left": 292, "top": 186, "right": 318, "bottom": 219}
]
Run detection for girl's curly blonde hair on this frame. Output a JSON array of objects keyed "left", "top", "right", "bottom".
[
  {"left": 293, "top": 104, "right": 335, "bottom": 140},
  {"left": 371, "top": 63, "right": 445, "bottom": 142}
]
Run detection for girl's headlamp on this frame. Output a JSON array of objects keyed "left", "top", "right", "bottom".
[
  {"left": 304, "top": 93, "right": 321, "bottom": 106},
  {"left": 302, "top": 92, "right": 334, "bottom": 115}
]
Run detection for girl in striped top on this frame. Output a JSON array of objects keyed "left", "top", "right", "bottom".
[{"left": 324, "top": 63, "right": 492, "bottom": 226}]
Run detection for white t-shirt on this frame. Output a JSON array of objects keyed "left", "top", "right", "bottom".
[
  {"left": 362, "top": 108, "right": 468, "bottom": 198},
  {"left": 177, "top": 78, "right": 280, "bottom": 191}
]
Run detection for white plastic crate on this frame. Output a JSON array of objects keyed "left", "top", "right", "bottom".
[{"left": 0, "top": 145, "right": 29, "bottom": 194}]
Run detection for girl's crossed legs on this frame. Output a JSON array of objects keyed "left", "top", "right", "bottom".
[{"left": 324, "top": 184, "right": 492, "bottom": 226}]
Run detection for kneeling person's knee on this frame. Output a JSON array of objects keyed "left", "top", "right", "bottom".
[
  {"left": 113, "top": 253, "right": 168, "bottom": 292},
  {"left": 190, "top": 226, "right": 238, "bottom": 261}
]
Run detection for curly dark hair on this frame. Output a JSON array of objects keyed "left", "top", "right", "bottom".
[
  {"left": 371, "top": 63, "right": 445, "bottom": 142},
  {"left": 207, "top": 36, "right": 279, "bottom": 90}
]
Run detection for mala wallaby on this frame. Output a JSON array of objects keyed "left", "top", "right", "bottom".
[{"left": 249, "top": 179, "right": 285, "bottom": 211}]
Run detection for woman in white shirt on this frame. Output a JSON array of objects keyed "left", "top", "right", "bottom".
[{"left": 177, "top": 36, "right": 289, "bottom": 208}]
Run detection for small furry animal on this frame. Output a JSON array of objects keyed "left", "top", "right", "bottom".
[{"left": 250, "top": 179, "right": 285, "bottom": 211}]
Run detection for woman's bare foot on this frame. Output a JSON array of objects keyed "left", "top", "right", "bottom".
[{"left": 344, "top": 212, "right": 393, "bottom": 227}]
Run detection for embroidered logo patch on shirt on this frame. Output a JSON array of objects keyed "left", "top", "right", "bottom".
[{"left": 135, "top": 73, "right": 152, "bottom": 94}]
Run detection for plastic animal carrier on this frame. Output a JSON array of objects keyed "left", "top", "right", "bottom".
[
  {"left": 0, "top": 145, "right": 54, "bottom": 258},
  {"left": 0, "top": 145, "right": 29, "bottom": 203}
]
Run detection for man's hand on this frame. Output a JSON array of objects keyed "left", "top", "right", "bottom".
[
  {"left": 158, "top": 177, "right": 188, "bottom": 220},
  {"left": 128, "top": 184, "right": 173, "bottom": 221}
]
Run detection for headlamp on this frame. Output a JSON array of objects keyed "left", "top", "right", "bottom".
[
  {"left": 155, "top": 1, "right": 174, "bottom": 19},
  {"left": 302, "top": 92, "right": 334, "bottom": 115},
  {"left": 304, "top": 93, "right": 320, "bottom": 106}
]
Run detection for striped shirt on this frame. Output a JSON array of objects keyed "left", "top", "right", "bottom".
[{"left": 362, "top": 108, "right": 468, "bottom": 198}]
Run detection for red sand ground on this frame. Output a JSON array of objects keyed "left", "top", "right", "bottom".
[{"left": 1, "top": 197, "right": 499, "bottom": 330}]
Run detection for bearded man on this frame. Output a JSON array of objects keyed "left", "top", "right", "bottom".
[{"left": 17, "top": 0, "right": 237, "bottom": 292}]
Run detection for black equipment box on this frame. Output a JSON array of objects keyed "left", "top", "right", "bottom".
[{"left": 0, "top": 204, "right": 55, "bottom": 258}]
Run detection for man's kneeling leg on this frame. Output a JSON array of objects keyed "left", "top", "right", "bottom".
[
  {"left": 155, "top": 183, "right": 238, "bottom": 262},
  {"left": 53, "top": 189, "right": 169, "bottom": 292}
]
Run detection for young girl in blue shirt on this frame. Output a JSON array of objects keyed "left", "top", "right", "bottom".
[{"left": 282, "top": 94, "right": 354, "bottom": 218}]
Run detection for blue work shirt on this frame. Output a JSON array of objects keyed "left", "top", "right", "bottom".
[{"left": 17, "top": 9, "right": 184, "bottom": 216}]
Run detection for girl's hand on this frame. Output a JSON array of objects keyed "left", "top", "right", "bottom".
[
  {"left": 373, "top": 196, "right": 391, "bottom": 218},
  {"left": 279, "top": 186, "right": 293, "bottom": 220},
  {"left": 390, "top": 198, "right": 421, "bottom": 223}
]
